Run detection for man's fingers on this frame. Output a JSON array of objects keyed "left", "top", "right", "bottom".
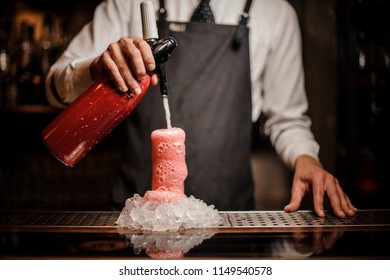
[
  {"left": 337, "top": 183, "right": 358, "bottom": 216},
  {"left": 325, "top": 177, "right": 346, "bottom": 218},
  {"left": 312, "top": 174, "right": 325, "bottom": 218},
  {"left": 284, "top": 181, "right": 306, "bottom": 213},
  {"left": 135, "top": 39, "right": 155, "bottom": 72},
  {"left": 100, "top": 49, "right": 129, "bottom": 92}
]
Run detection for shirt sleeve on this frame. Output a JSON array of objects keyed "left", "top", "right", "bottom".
[
  {"left": 260, "top": 3, "right": 320, "bottom": 169},
  {"left": 45, "top": 0, "right": 134, "bottom": 108}
]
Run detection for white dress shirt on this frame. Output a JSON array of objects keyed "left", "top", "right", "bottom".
[{"left": 45, "top": 0, "right": 320, "bottom": 169}]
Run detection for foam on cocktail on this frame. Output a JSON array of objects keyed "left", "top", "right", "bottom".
[
  {"left": 147, "top": 127, "right": 187, "bottom": 200},
  {"left": 116, "top": 127, "right": 221, "bottom": 232}
]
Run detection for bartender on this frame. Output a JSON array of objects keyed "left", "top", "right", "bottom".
[{"left": 45, "top": 0, "right": 357, "bottom": 217}]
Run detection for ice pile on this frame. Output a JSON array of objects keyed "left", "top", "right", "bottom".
[
  {"left": 115, "top": 193, "right": 222, "bottom": 231},
  {"left": 116, "top": 127, "right": 222, "bottom": 231}
]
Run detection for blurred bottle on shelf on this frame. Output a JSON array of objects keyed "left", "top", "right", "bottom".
[
  {"left": 1, "top": 18, "right": 64, "bottom": 108},
  {"left": 1, "top": 3, "right": 85, "bottom": 110},
  {"left": 356, "top": 147, "right": 377, "bottom": 194},
  {"left": 355, "top": 30, "right": 377, "bottom": 195},
  {"left": 15, "top": 21, "right": 43, "bottom": 105},
  {"left": 40, "top": 14, "right": 64, "bottom": 78},
  {"left": 0, "top": 18, "right": 18, "bottom": 108},
  {"left": 354, "top": 4, "right": 389, "bottom": 196}
]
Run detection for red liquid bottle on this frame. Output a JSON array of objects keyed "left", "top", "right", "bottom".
[
  {"left": 43, "top": 1, "right": 176, "bottom": 167},
  {"left": 42, "top": 75, "right": 150, "bottom": 167}
]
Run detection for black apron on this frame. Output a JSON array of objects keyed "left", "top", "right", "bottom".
[{"left": 112, "top": 0, "right": 254, "bottom": 211}]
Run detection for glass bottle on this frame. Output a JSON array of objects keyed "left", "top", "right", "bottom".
[
  {"left": 0, "top": 19, "right": 12, "bottom": 108},
  {"left": 15, "top": 21, "right": 42, "bottom": 105}
]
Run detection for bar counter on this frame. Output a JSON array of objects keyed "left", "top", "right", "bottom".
[{"left": 1, "top": 209, "right": 390, "bottom": 259}]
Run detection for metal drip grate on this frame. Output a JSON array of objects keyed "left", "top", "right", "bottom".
[
  {"left": 218, "top": 210, "right": 390, "bottom": 228},
  {"left": 0, "top": 211, "right": 118, "bottom": 227},
  {"left": 0, "top": 210, "right": 389, "bottom": 232}
]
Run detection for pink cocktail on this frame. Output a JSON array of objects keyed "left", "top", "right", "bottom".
[{"left": 144, "top": 127, "right": 187, "bottom": 202}]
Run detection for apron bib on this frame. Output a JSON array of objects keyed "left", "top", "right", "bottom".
[{"left": 112, "top": 0, "right": 254, "bottom": 211}]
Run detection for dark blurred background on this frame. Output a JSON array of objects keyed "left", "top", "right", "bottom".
[{"left": 0, "top": 0, "right": 389, "bottom": 211}]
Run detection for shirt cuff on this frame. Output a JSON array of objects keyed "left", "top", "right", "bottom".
[
  {"left": 69, "top": 57, "right": 95, "bottom": 95},
  {"left": 273, "top": 127, "right": 320, "bottom": 170}
]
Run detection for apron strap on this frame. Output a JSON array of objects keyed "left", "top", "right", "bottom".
[
  {"left": 157, "top": 0, "right": 253, "bottom": 48},
  {"left": 233, "top": 0, "right": 253, "bottom": 49}
]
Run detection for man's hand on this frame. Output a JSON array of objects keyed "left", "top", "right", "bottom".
[
  {"left": 284, "top": 155, "right": 358, "bottom": 218},
  {"left": 90, "top": 37, "right": 158, "bottom": 95}
]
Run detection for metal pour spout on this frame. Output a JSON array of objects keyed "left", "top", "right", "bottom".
[
  {"left": 151, "top": 37, "right": 177, "bottom": 97},
  {"left": 141, "top": 0, "right": 177, "bottom": 97}
]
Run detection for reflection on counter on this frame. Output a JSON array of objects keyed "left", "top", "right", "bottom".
[
  {"left": 120, "top": 231, "right": 343, "bottom": 260},
  {"left": 1, "top": 229, "right": 390, "bottom": 260},
  {"left": 76, "top": 231, "right": 343, "bottom": 260},
  {"left": 270, "top": 231, "right": 344, "bottom": 258},
  {"left": 122, "top": 232, "right": 216, "bottom": 259}
]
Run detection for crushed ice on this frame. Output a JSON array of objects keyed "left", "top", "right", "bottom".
[{"left": 115, "top": 193, "right": 222, "bottom": 231}]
